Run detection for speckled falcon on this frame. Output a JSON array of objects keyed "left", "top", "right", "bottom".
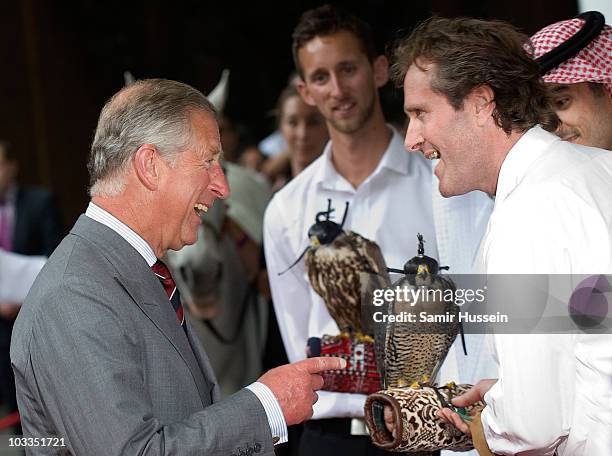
[
  {"left": 281, "top": 199, "right": 390, "bottom": 335},
  {"left": 376, "top": 234, "right": 462, "bottom": 389}
]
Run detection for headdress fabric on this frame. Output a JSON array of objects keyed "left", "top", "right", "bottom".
[{"left": 529, "top": 16, "right": 611, "bottom": 94}]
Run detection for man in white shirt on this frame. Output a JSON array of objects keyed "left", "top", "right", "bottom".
[
  {"left": 529, "top": 11, "right": 612, "bottom": 150},
  {"left": 10, "top": 78, "right": 344, "bottom": 455},
  {"left": 390, "top": 16, "right": 612, "bottom": 456},
  {"left": 264, "top": 5, "right": 493, "bottom": 455}
]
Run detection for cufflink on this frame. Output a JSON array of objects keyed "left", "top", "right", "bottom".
[{"left": 272, "top": 436, "right": 280, "bottom": 445}]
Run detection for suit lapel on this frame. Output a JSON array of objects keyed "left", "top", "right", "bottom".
[
  {"left": 115, "top": 275, "right": 213, "bottom": 406},
  {"left": 184, "top": 318, "right": 220, "bottom": 403},
  {"left": 71, "top": 215, "right": 213, "bottom": 406}
]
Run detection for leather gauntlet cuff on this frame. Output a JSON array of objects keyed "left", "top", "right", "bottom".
[{"left": 365, "top": 384, "right": 482, "bottom": 452}]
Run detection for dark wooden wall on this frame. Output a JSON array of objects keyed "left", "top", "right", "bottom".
[{"left": 0, "top": 0, "right": 577, "bottom": 231}]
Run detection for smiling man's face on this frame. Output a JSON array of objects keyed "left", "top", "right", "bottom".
[
  {"left": 402, "top": 62, "right": 488, "bottom": 197},
  {"left": 157, "top": 111, "right": 230, "bottom": 252},
  {"left": 550, "top": 82, "right": 612, "bottom": 150},
  {"left": 296, "top": 30, "right": 386, "bottom": 135}
]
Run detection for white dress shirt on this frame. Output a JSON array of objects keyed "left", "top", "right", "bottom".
[
  {"left": 433, "top": 181, "right": 497, "bottom": 386},
  {"left": 476, "top": 127, "right": 612, "bottom": 455},
  {"left": 85, "top": 202, "right": 288, "bottom": 444},
  {"left": 433, "top": 185, "right": 496, "bottom": 456}
]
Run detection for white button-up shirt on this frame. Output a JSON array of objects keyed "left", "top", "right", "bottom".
[{"left": 477, "top": 127, "right": 612, "bottom": 456}]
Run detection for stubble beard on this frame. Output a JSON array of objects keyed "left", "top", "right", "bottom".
[{"left": 327, "top": 93, "right": 376, "bottom": 135}]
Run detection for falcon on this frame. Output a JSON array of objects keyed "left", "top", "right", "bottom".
[
  {"left": 376, "top": 234, "right": 463, "bottom": 388},
  {"left": 280, "top": 199, "right": 389, "bottom": 335}
]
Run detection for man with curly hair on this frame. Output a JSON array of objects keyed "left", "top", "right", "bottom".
[{"left": 389, "top": 16, "right": 612, "bottom": 456}]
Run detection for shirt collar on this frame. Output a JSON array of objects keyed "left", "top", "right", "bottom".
[
  {"left": 85, "top": 202, "right": 158, "bottom": 266},
  {"left": 313, "top": 125, "right": 414, "bottom": 192},
  {"left": 495, "top": 126, "right": 559, "bottom": 206}
]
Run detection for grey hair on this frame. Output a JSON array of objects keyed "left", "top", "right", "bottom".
[{"left": 88, "top": 78, "right": 217, "bottom": 197}]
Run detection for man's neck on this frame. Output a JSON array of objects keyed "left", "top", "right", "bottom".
[
  {"left": 485, "top": 129, "right": 526, "bottom": 197},
  {"left": 328, "top": 115, "right": 392, "bottom": 189},
  {"left": 92, "top": 194, "right": 163, "bottom": 258}
]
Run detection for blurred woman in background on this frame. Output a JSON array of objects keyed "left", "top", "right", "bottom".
[{"left": 261, "top": 85, "right": 328, "bottom": 191}]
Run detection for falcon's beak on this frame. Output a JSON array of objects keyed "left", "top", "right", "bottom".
[
  {"left": 310, "top": 236, "right": 321, "bottom": 246},
  {"left": 417, "top": 264, "right": 429, "bottom": 275}
]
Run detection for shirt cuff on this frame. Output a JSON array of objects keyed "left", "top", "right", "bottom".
[
  {"left": 245, "top": 382, "right": 288, "bottom": 445},
  {"left": 312, "top": 390, "right": 367, "bottom": 419}
]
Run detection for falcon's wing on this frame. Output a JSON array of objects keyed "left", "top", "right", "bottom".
[{"left": 358, "top": 235, "right": 390, "bottom": 338}]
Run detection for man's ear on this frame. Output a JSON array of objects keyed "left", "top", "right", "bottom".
[
  {"left": 468, "top": 85, "right": 496, "bottom": 126},
  {"left": 297, "top": 78, "right": 317, "bottom": 107},
  {"left": 373, "top": 55, "right": 390, "bottom": 89},
  {"left": 133, "top": 144, "right": 162, "bottom": 190}
]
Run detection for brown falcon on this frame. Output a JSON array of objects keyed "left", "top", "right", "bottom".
[
  {"left": 365, "top": 235, "right": 473, "bottom": 454},
  {"left": 280, "top": 199, "right": 389, "bottom": 335},
  {"left": 376, "top": 234, "right": 463, "bottom": 388}
]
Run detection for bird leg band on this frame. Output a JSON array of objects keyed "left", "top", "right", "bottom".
[{"left": 364, "top": 384, "right": 483, "bottom": 452}]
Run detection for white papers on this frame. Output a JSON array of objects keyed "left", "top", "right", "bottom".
[{"left": 0, "top": 249, "right": 46, "bottom": 302}]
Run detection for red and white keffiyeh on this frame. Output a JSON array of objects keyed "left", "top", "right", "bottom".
[{"left": 528, "top": 17, "right": 611, "bottom": 95}]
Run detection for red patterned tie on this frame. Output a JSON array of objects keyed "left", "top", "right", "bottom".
[{"left": 151, "top": 260, "right": 184, "bottom": 325}]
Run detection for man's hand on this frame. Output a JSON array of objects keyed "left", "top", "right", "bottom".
[
  {"left": 437, "top": 379, "right": 498, "bottom": 435},
  {"left": 258, "top": 357, "right": 346, "bottom": 425}
]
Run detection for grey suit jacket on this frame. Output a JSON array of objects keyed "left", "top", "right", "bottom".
[{"left": 10, "top": 215, "right": 274, "bottom": 455}]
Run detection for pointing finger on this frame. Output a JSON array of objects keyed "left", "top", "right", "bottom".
[{"left": 295, "top": 356, "right": 346, "bottom": 374}]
